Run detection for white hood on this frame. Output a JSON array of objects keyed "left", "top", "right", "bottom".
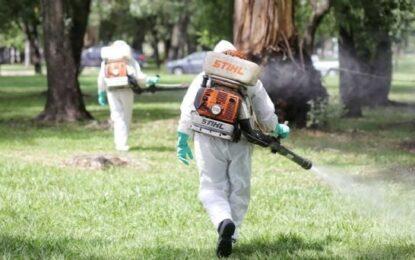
[
  {"left": 213, "top": 40, "right": 236, "bottom": 53},
  {"left": 101, "top": 40, "right": 132, "bottom": 60}
]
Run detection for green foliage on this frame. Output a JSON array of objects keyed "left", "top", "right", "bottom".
[
  {"left": 192, "top": 0, "right": 234, "bottom": 48},
  {"left": 0, "top": 0, "right": 40, "bottom": 28},
  {"left": 0, "top": 0, "right": 41, "bottom": 49},
  {"left": 93, "top": 0, "right": 195, "bottom": 55},
  {"left": 295, "top": 0, "right": 334, "bottom": 37},
  {"left": 333, "top": 0, "right": 414, "bottom": 58},
  {"left": 295, "top": 1, "right": 337, "bottom": 49},
  {"left": 0, "top": 24, "right": 25, "bottom": 48}
]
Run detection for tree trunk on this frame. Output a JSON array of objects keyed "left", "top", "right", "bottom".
[
  {"left": 132, "top": 22, "right": 146, "bottom": 53},
  {"left": 23, "top": 21, "right": 42, "bottom": 74},
  {"left": 168, "top": 23, "right": 182, "bottom": 60},
  {"left": 168, "top": 9, "right": 190, "bottom": 60},
  {"left": 364, "top": 32, "right": 392, "bottom": 106},
  {"left": 334, "top": 1, "right": 396, "bottom": 117},
  {"left": 338, "top": 26, "right": 362, "bottom": 117},
  {"left": 68, "top": 0, "right": 92, "bottom": 75},
  {"left": 187, "top": 34, "right": 198, "bottom": 54},
  {"left": 150, "top": 28, "right": 161, "bottom": 69},
  {"left": 234, "top": 0, "right": 327, "bottom": 127},
  {"left": 24, "top": 40, "right": 30, "bottom": 67},
  {"left": 302, "top": 0, "right": 331, "bottom": 55},
  {"left": 338, "top": 27, "right": 392, "bottom": 118},
  {"left": 38, "top": 0, "right": 92, "bottom": 122}
]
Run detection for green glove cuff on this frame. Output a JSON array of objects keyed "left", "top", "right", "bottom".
[
  {"left": 98, "top": 90, "right": 107, "bottom": 106},
  {"left": 177, "top": 131, "right": 193, "bottom": 165},
  {"left": 177, "top": 131, "right": 189, "bottom": 146},
  {"left": 274, "top": 123, "right": 290, "bottom": 138},
  {"left": 146, "top": 75, "right": 160, "bottom": 85}
]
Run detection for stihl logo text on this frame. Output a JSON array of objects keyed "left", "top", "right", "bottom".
[
  {"left": 212, "top": 59, "right": 244, "bottom": 75},
  {"left": 202, "top": 118, "right": 224, "bottom": 130}
]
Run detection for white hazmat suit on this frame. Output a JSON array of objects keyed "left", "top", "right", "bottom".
[
  {"left": 97, "top": 41, "right": 146, "bottom": 151},
  {"left": 178, "top": 40, "right": 279, "bottom": 234}
]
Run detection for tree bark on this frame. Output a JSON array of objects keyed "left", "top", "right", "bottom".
[
  {"left": 38, "top": 0, "right": 92, "bottom": 122},
  {"left": 365, "top": 32, "right": 392, "bottom": 106},
  {"left": 334, "top": 1, "right": 396, "bottom": 117},
  {"left": 132, "top": 20, "right": 146, "bottom": 53},
  {"left": 234, "top": 0, "right": 327, "bottom": 127},
  {"left": 302, "top": 0, "right": 331, "bottom": 55},
  {"left": 23, "top": 21, "right": 42, "bottom": 74},
  {"left": 338, "top": 26, "right": 362, "bottom": 117},
  {"left": 338, "top": 26, "right": 392, "bottom": 118},
  {"left": 168, "top": 9, "right": 190, "bottom": 60},
  {"left": 150, "top": 27, "right": 161, "bottom": 69},
  {"left": 68, "top": 0, "right": 92, "bottom": 74}
]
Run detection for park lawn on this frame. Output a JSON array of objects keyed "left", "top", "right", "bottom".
[{"left": 0, "top": 63, "right": 414, "bottom": 259}]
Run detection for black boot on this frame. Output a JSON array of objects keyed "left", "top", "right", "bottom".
[{"left": 216, "top": 219, "right": 235, "bottom": 258}]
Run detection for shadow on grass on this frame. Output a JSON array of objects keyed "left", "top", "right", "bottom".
[
  {"left": 357, "top": 243, "right": 415, "bottom": 259},
  {"left": 0, "top": 105, "right": 180, "bottom": 142},
  {"left": 390, "top": 83, "right": 415, "bottom": 94},
  {"left": 130, "top": 145, "right": 175, "bottom": 152},
  {"left": 0, "top": 234, "right": 108, "bottom": 259},
  {"left": 233, "top": 233, "right": 328, "bottom": 258}
]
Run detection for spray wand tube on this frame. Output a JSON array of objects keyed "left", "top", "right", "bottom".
[
  {"left": 128, "top": 75, "right": 188, "bottom": 95},
  {"left": 239, "top": 119, "right": 312, "bottom": 170},
  {"left": 269, "top": 141, "right": 312, "bottom": 170}
]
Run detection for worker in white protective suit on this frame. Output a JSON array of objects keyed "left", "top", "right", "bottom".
[
  {"left": 97, "top": 40, "right": 159, "bottom": 151},
  {"left": 176, "top": 40, "right": 290, "bottom": 257}
]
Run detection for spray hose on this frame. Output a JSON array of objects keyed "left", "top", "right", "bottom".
[
  {"left": 128, "top": 75, "right": 188, "bottom": 95},
  {"left": 239, "top": 119, "right": 312, "bottom": 170}
]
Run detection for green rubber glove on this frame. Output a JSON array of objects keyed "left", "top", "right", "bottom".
[
  {"left": 146, "top": 75, "right": 160, "bottom": 86},
  {"left": 274, "top": 123, "right": 290, "bottom": 139},
  {"left": 98, "top": 90, "right": 107, "bottom": 106},
  {"left": 177, "top": 131, "right": 193, "bottom": 165}
]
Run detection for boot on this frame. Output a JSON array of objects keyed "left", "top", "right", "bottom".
[{"left": 216, "top": 219, "right": 235, "bottom": 258}]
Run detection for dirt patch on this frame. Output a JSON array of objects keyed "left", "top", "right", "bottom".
[
  {"left": 84, "top": 120, "right": 112, "bottom": 130},
  {"left": 65, "top": 154, "right": 128, "bottom": 170}
]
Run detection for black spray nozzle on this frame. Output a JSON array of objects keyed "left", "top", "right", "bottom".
[
  {"left": 239, "top": 119, "right": 312, "bottom": 170},
  {"left": 270, "top": 142, "right": 313, "bottom": 170}
]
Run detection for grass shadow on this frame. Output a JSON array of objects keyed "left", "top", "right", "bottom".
[
  {"left": 233, "top": 233, "right": 330, "bottom": 258},
  {"left": 357, "top": 243, "right": 415, "bottom": 259},
  {"left": 0, "top": 234, "right": 108, "bottom": 259},
  {"left": 130, "top": 145, "right": 175, "bottom": 152}
]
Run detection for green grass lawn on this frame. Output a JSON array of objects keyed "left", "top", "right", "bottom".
[{"left": 0, "top": 59, "right": 414, "bottom": 259}]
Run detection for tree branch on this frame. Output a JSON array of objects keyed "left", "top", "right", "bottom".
[{"left": 302, "top": 0, "right": 332, "bottom": 54}]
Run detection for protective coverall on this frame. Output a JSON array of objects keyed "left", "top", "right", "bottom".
[
  {"left": 177, "top": 41, "right": 279, "bottom": 233},
  {"left": 97, "top": 41, "right": 146, "bottom": 151}
]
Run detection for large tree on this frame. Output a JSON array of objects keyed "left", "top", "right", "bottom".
[
  {"left": 301, "top": 0, "right": 332, "bottom": 55},
  {"left": 0, "top": 0, "right": 42, "bottom": 74},
  {"left": 234, "top": 0, "right": 327, "bottom": 127},
  {"left": 333, "top": 0, "right": 413, "bottom": 117},
  {"left": 38, "top": 0, "right": 93, "bottom": 122}
]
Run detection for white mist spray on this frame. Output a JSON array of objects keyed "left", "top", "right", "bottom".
[{"left": 309, "top": 165, "right": 415, "bottom": 235}]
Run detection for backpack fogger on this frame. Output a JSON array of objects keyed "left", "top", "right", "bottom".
[
  {"left": 191, "top": 51, "right": 312, "bottom": 170},
  {"left": 101, "top": 45, "right": 131, "bottom": 89}
]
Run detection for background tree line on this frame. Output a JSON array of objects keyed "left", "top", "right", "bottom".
[{"left": 0, "top": 0, "right": 413, "bottom": 124}]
